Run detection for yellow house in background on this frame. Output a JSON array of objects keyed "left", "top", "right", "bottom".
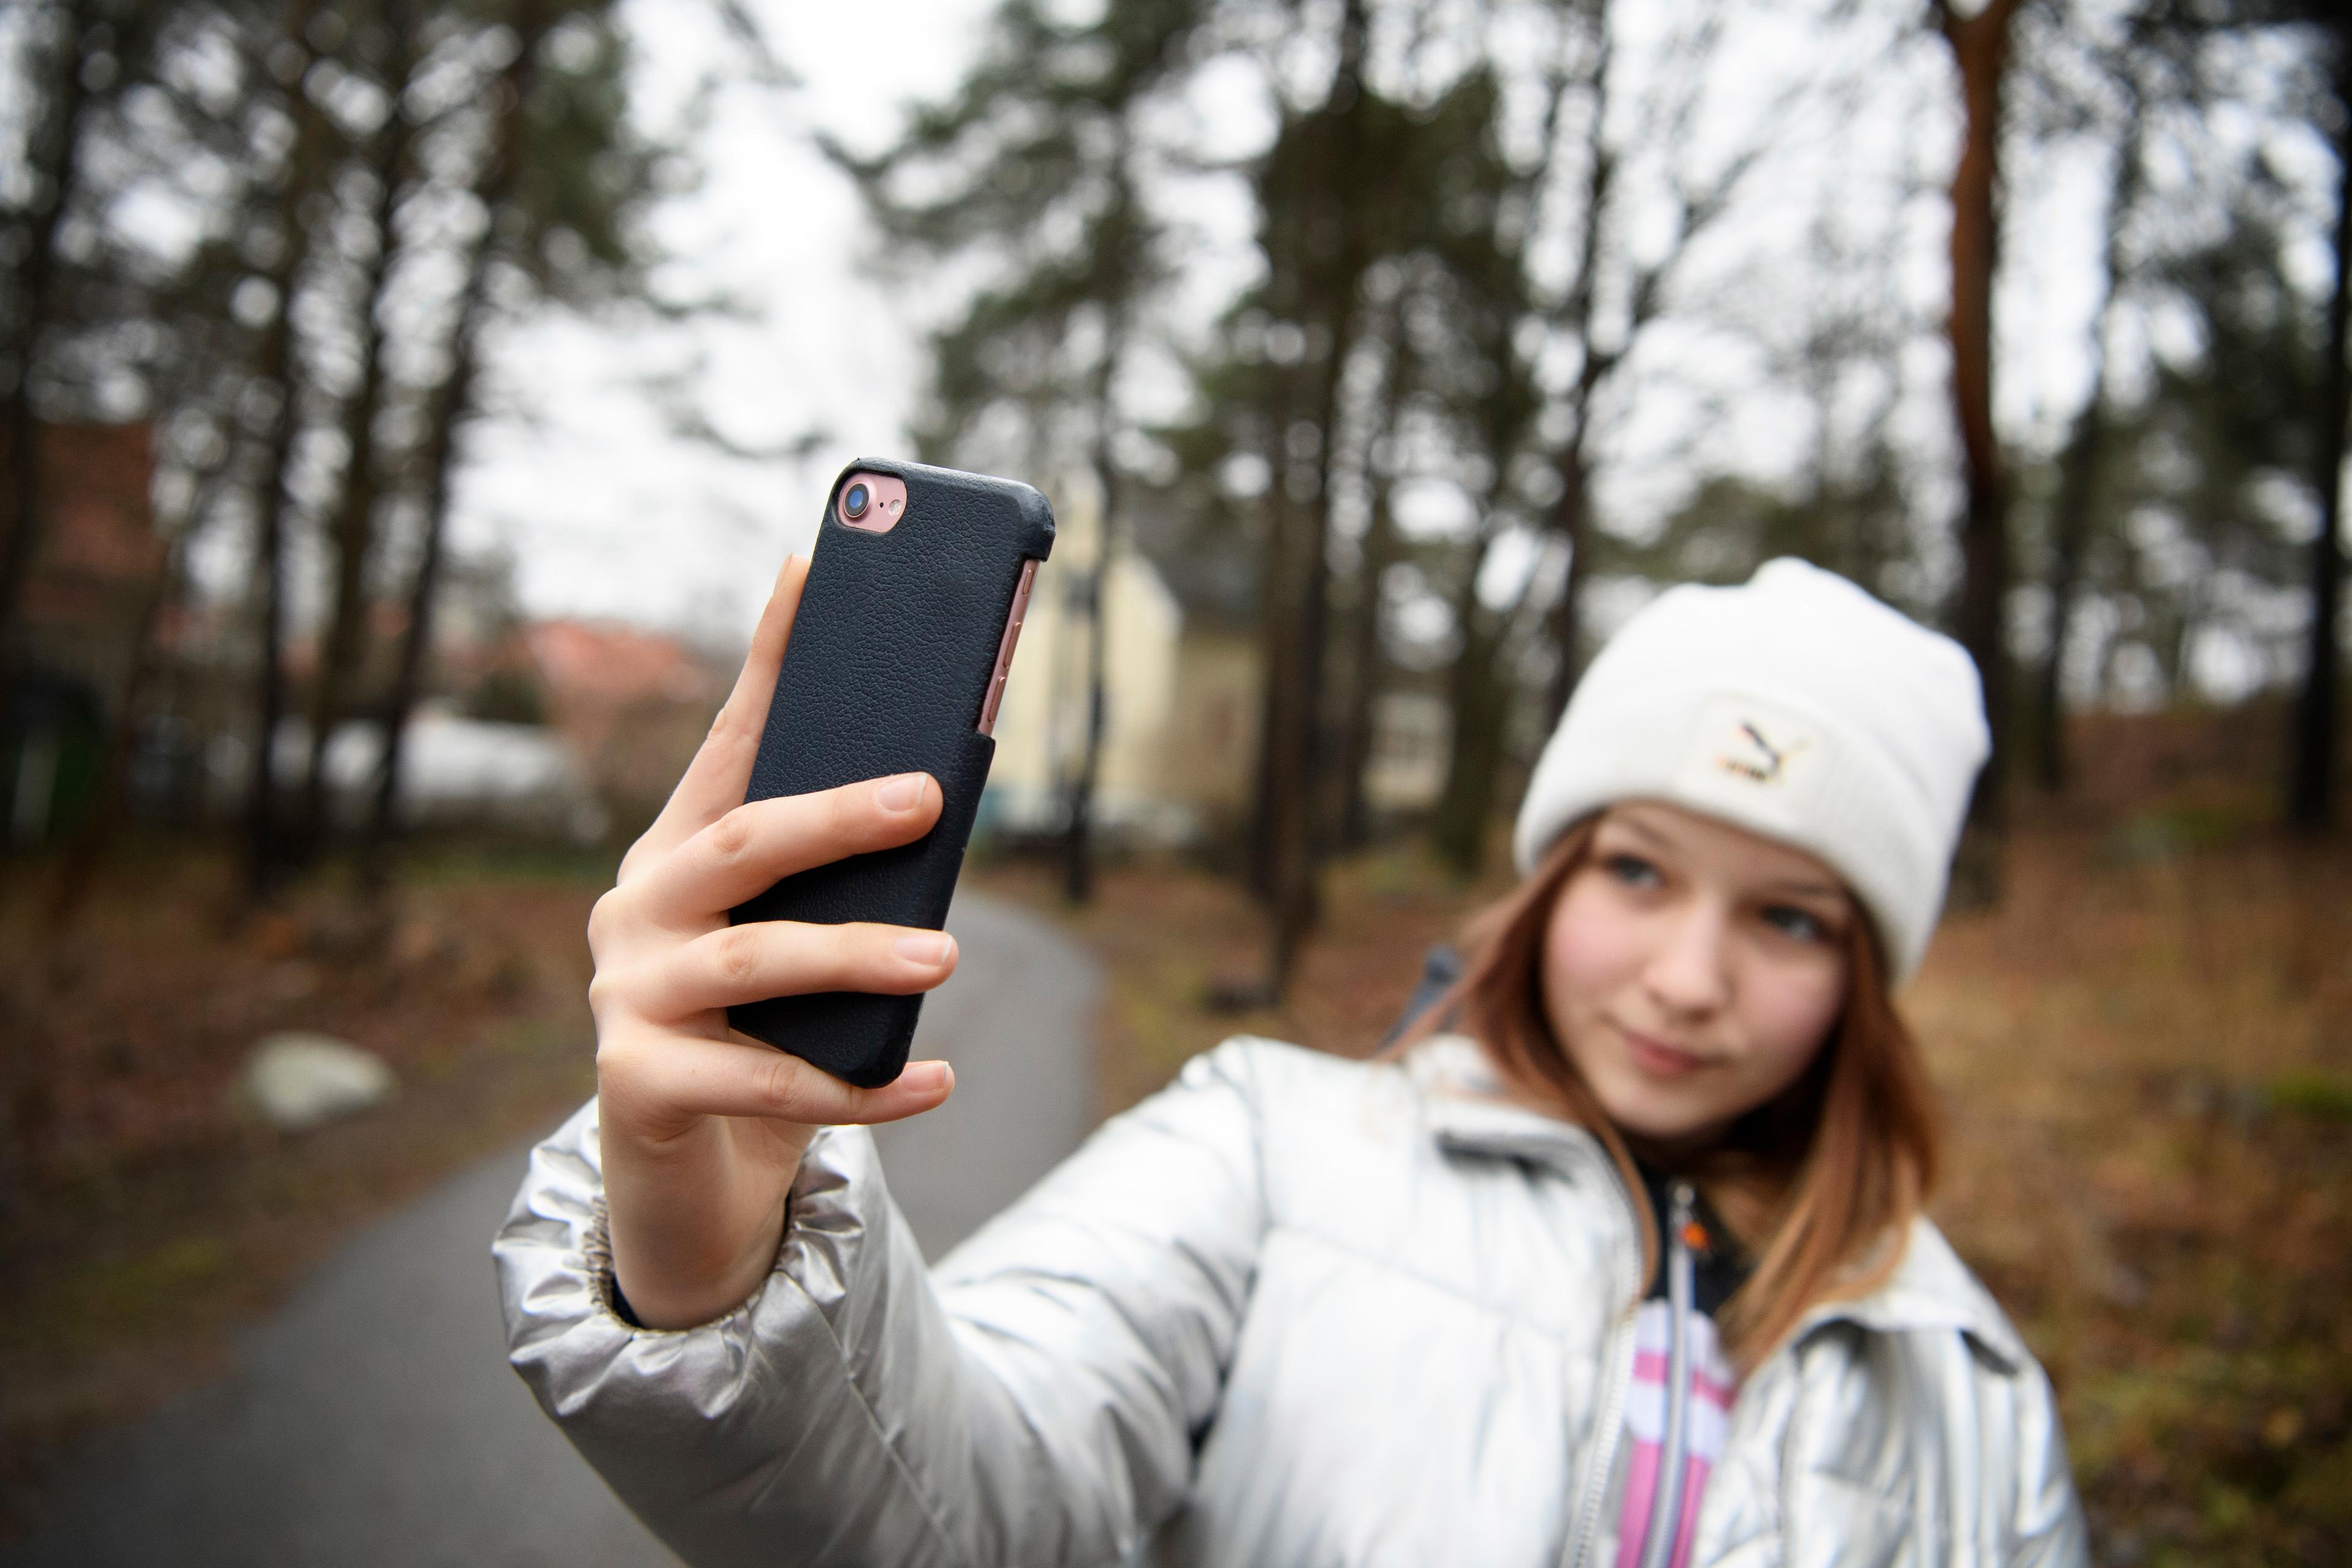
[
  {"left": 977, "top": 484, "right": 1446, "bottom": 853},
  {"left": 981, "top": 486, "right": 1198, "bottom": 845}
]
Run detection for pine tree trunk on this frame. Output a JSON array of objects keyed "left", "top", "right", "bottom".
[
  {"left": 1272, "top": 366, "right": 1344, "bottom": 992},
  {"left": 1431, "top": 546, "right": 1504, "bottom": 876},
  {"left": 1336, "top": 467, "right": 1396, "bottom": 851},
  {"left": 1338, "top": 314, "right": 1415, "bottom": 852},
  {"left": 366, "top": 9, "right": 546, "bottom": 874},
  {"left": 1536, "top": 21, "right": 1613, "bottom": 732},
  {"left": 367, "top": 290, "right": 480, "bottom": 869},
  {"left": 242, "top": 0, "right": 332, "bottom": 900},
  {"left": 1259, "top": 315, "right": 1354, "bottom": 992},
  {"left": 2290, "top": 70, "right": 2351, "bottom": 831},
  {"left": 0, "top": 0, "right": 97, "bottom": 718},
  {"left": 1061, "top": 170, "right": 1135, "bottom": 906},
  {"left": 1542, "top": 434, "right": 1593, "bottom": 731},
  {"left": 1938, "top": 0, "right": 2022, "bottom": 907},
  {"left": 2037, "top": 87, "right": 2139, "bottom": 794},
  {"left": 1062, "top": 442, "right": 1114, "bottom": 905},
  {"left": 1248, "top": 501, "right": 1285, "bottom": 900},
  {"left": 1253, "top": 0, "right": 1371, "bottom": 997},
  {"left": 50, "top": 522, "right": 188, "bottom": 924},
  {"left": 244, "top": 334, "right": 298, "bottom": 899},
  {"left": 2036, "top": 405, "right": 2101, "bottom": 791},
  {"left": 300, "top": 4, "right": 414, "bottom": 859},
  {"left": 49, "top": 403, "right": 242, "bottom": 922}
]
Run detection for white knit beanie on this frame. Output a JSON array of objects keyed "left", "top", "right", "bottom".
[{"left": 1512, "top": 558, "right": 1989, "bottom": 985}]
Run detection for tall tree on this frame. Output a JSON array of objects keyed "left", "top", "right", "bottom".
[
  {"left": 243, "top": 0, "right": 341, "bottom": 898},
  {"left": 1934, "top": 0, "right": 2027, "bottom": 904},
  {"left": 2032, "top": 153, "right": 2324, "bottom": 715},
  {"left": 837, "top": 0, "right": 1202, "bottom": 903},
  {"left": 2289, "top": 23, "right": 2350, "bottom": 830},
  {"left": 1231, "top": 2, "right": 1525, "bottom": 982},
  {"left": 33, "top": 0, "right": 289, "bottom": 916},
  {"left": 368, "top": 0, "right": 655, "bottom": 865},
  {"left": 1333, "top": 288, "right": 1417, "bottom": 851},
  {"left": 1425, "top": 0, "right": 1771, "bottom": 876},
  {"left": 1246, "top": 0, "right": 1386, "bottom": 991},
  {"left": 9, "top": 0, "right": 662, "bottom": 907},
  {"left": 300, "top": 0, "right": 421, "bottom": 857},
  {"left": 1423, "top": 2, "right": 1603, "bottom": 876},
  {"left": 0, "top": 0, "right": 106, "bottom": 726},
  {"left": 2034, "top": 70, "right": 2143, "bottom": 791}
]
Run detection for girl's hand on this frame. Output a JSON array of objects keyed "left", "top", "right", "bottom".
[{"left": 588, "top": 556, "right": 959, "bottom": 1330}]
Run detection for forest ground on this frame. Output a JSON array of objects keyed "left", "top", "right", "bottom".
[{"left": 3, "top": 707, "right": 2347, "bottom": 1563}]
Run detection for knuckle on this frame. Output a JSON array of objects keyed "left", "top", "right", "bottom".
[
  {"left": 588, "top": 960, "right": 649, "bottom": 1022},
  {"left": 757, "top": 1053, "right": 807, "bottom": 1120},
  {"left": 592, "top": 1031, "right": 644, "bottom": 1085},
  {"left": 712, "top": 924, "right": 763, "bottom": 986},
  {"left": 707, "top": 807, "right": 755, "bottom": 865},
  {"left": 586, "top": 889, "right": 626, "bottom": 949}
]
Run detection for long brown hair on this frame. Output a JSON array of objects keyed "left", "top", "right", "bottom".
[{"left": 1399, "top": 815, "right": 1942, "bottom": 1370}]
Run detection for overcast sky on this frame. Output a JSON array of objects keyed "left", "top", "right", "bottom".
[
  {"left": 459, "top": 0, "right": 1001, "bottom": 639},
  {"left": 446, "top": 0, "right": 2328, "bottom": 698}
]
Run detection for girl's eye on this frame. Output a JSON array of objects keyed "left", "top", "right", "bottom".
[
  {"left": 1761, "top": 905, "right": 1828, "bottom": 943},
  {"left": 1602, "top": 853, "right": 1662, "bottom": 890}
]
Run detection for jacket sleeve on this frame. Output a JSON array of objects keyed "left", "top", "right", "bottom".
[{"left": 495, "top": 1039, "right": 1270, "bottom": 1568}]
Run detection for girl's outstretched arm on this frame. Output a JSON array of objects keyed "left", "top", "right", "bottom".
[
  {"left": 497, "top": 1039, "right": 1270, "bottom": 1567},
  {"left": 502, "top": 552, "right": 1275, "bottom": 1564},
  {"left": 582, "top": 553, "right": 962, "bottom": 1332}
]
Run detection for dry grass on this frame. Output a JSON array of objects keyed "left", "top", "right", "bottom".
[
  {"left": 5, "top": 756, "right": 2346, "bottom": 1564},
  {"left": 977, "top": 812, "right": 2352, "bottom": 1566},
  {"left": 1917, "top": 825, "right": 2351, "bottom": 1564},
  {"left": 0, "top": 841, "right": 611, "bottom": 1517}
]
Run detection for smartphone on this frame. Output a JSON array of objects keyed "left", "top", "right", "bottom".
[{"left": 726, "top": 459, "right": 1054, "bottom": 1087}]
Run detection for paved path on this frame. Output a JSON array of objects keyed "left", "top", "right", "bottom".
[{"left": 5, "top": 891, "right": 1101, "bottom": 1567}]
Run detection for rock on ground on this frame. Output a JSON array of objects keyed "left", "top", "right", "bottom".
[{"left": 235, "top": 1033, "right": 398, "bottom": 1133}]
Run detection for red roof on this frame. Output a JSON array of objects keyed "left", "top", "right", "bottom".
[
  {"left": 4, "top": 422, "right": 162, "bottom": 614},
  {"left": 524, "top": 620, "right": 723, "bottom": 709}
]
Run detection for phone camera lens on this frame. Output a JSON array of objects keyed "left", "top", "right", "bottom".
[{"left": 843, "top": 482, "right": 871, "bottom": 520}]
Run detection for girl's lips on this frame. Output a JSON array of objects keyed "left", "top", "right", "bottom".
[{"left": 1618, "top": 1024, "right": 1713, "bottom": 1079}]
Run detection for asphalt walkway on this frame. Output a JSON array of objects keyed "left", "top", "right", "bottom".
[{"left": 5, "top": 889, "right": 1102, "bottom": 1567}]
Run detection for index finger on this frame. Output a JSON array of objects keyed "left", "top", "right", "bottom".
[
  {"left": 631, "top": 553, "right": 809, "bottom": 869},
  {"left": 628, "top": 774, "right": 943, "bottom": 930}
]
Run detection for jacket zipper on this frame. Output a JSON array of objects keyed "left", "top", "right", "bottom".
[
  {"left": 1638, "top": 1182, "right": 1697, "bottom": 1568},
  {"left": 1559, "top": 1152, "right": 1642, "bottom": 1568}
]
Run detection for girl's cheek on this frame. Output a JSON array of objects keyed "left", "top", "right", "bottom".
[
  {"left": 1738, "top": 956, "right": 1847, "bottom": 1087},
  {"left": 1543, "top": 875, "right": 1642, "bottom": 1001}
]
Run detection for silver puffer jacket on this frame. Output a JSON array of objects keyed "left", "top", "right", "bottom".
[{"left": 497, "top": 1035, "right": 2088, "bottom": 1567}]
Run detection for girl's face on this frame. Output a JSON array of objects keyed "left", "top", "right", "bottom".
[{"left": 1540, "top": 801, "right": 1855, "bottom": 1149}]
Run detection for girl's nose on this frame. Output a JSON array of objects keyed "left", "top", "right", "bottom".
[{"left": 1643, "top": 900, "right": 1732, "bottom": 1020}]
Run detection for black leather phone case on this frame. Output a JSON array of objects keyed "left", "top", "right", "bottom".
[{"left": 727, "top": 459, "right": 1055, "bottom": 1087}]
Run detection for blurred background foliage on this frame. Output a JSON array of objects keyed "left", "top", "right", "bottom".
[{"left": 2, "top": 0, "right": 2349, "bottom": 1559}]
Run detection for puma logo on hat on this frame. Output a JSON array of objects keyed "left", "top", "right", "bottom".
[{"left": 1717, "top": 720, "right": 1810, "bottom": 785}]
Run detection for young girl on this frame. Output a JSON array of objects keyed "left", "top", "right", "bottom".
[{"left": 499, "top": 557, "right": 2088, "bottom": 1567}]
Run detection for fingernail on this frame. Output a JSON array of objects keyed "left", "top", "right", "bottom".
[
  {"left": 903, "top": 1060, "right": 952, "bottom": 1093},
  {"left": 894, "top": 932, "right": 952, "bottom": 965},
  {"left": 876, "top": 774, "right": 925, "bottom": 812}
]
